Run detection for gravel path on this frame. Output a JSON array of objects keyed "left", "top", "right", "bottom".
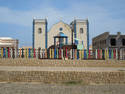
[
  {"left": 0, "top": 66, "right": 125, "bottom": 72},
  {"left": 0, "top": 83, "right": 125, "bottom": 94}
]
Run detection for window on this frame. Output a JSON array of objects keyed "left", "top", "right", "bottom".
[
  {"left": 122, "top": 39, "right": 125, "bottom": 46},
  {"left": 80, "top": 28, "right": 83, "bottom": 34},
  {"left": 110, "top": 38, "right": 116, "bottom": 46},
  {"left": 59, "top": 27, "right": 63, "bottom": 31},
  {"left": 38, "top": 28, "right": 42, "bottom": 34}
]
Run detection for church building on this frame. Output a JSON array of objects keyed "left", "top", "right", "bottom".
[{"left": 33, "top": 18, "right": 89, "bottom": 50}]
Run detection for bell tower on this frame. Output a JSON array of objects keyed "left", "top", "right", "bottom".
[
  {"left": 33, "top": 19, "right": 47, "bottom": 50},
  {"left": 71, "top": 19, "right": 89, "bottom": 50}
]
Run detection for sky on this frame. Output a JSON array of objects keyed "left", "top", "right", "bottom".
[{"left": 0, "top": 0, "right": 125, "bottom": 47}]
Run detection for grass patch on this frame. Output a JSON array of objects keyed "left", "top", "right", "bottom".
[
  {"left": 62, "top": 80, "right": 84, "bottom": 85},
  {"left": 118, "top": 69, "right": 125, "bottom": 71}
]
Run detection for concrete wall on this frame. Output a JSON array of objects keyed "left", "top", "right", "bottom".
[
  {"left": 92, "top": 32, "right": 125, "bottom": 50},
  {"left": 92, "top": 32, "right": 109, "bottom": 50}
]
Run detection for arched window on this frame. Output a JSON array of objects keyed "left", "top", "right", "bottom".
[{"left": 38, "top": 28, "right": 42, "bottom": 34}]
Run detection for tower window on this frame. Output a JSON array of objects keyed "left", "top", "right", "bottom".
[
  {"left": 122, "top": 39, "right": 125, "bottom": 46},
  {"left": 80, "top": 28, "right": 83, "bottom": 34},
  {"left": 110, "top": 38, "right": 116, "bottom": 46},
  {"left": 38, "top": 28, "right": 42, "bottom": 34}
]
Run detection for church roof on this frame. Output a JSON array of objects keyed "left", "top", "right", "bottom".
[{"left": 48, "top": 20, "right": 72, "bottom": 32}]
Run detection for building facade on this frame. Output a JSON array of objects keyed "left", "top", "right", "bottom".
[
  {"left": 0, "top": 37, "right": 18, "bottom": 49},
  {"left": 92, "top": 32, "right": 125, "bottom": 59},
  {"left": 0, "top": 37, "right": 19, "bottom": 57},
  {"left": 92, "top": 32, "right": 125, "bottom": 50},
  {"left": 33, "top": 18, "right": 89, "bottom": 50}
]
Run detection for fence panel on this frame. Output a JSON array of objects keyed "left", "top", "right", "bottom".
[{"left": 0, "top": 48, "right": 125, "bottom": 60}]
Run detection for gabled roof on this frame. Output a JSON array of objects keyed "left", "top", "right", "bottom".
[{"left": 48, "top": 21, "right": 72, "bottom": 33}]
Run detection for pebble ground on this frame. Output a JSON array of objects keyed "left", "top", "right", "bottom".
[{"left": 0, "top": 83, "right": 125, "bottom": 94}]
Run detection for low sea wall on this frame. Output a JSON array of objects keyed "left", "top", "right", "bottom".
[
  {"left": 0, "top": 59, "right": 125, "bottom": 67},
  {"left": 0, "top": 71, "right": 125, "bottom": 84}
]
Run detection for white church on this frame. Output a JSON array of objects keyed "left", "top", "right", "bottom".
[{"left": 33, "top": 18, "right": 89, "bottom": 50}]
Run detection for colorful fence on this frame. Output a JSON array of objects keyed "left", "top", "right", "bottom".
[
  {"left": 0, "top": 48, "right": 125, "bottom": 60},
  {"left": 48, "top": 48, "right": 121, "bottom": 60}
]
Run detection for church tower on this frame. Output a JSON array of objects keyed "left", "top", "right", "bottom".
[
  {"left": 33, "top": 19, "right": 47, "bottom": 50},
  {"left": 71, "top": 19, "right": 89, "bottom": 50}
]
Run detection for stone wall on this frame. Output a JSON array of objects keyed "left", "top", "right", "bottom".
[
  {"left": 0, "top": 59, "right": 125, "bottom": 67},
  {"left": 0, "top": 71, "right": 125, "bottom": 84}
]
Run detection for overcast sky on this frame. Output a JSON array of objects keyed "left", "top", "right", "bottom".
[{"left": 0, "top": 0, "right": 125, "bottom": 47}]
